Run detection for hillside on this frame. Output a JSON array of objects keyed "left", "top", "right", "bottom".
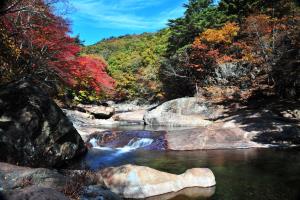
[
  {"left": 82, "top": 30, "right": 170, "bottom": 102},
  {"left": 83, "top": 0, "right": 300, "bottom": 102}
]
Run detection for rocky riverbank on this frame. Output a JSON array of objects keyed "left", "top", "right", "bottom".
[
  {"left": 0, "top": 162, "right": 216, "bottom": 200},
  {"left": 1, "top": 80, "right": 299, "bottom": 200},
  {"left": 66, "top": 97, "right": 300, "bottom": 149},
  {"left": 0, "top": 81, "right": 219, "bottom": 200}
]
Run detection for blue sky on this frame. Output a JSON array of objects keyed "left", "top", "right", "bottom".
[{"left": 61, "top": 0, "right": 188, "bottom": 45}]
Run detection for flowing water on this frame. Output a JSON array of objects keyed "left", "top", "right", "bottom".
[{"left": 78, "top": 130, "right": 300, "bottom": 200}]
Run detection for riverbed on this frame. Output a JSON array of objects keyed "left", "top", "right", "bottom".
[{"left": 73, "top": 128, "right": 300, "bottom": 200}]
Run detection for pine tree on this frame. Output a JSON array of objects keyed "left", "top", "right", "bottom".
[{"left": 167, "top": 0, "right": 232, "bottom": 55}]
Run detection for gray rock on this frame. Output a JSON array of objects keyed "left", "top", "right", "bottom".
[
  {"left": 144, "top": 97, "right": 224, "bottom": 126},
  {"left": 0, "top": 80, "right": 86, "bottom": 167},
  {"left": 76, "top": 104, "right": 115, "bottom": 119},
  {"left": 0, "top": 162, "right": 68, "bottom": 191},
  {"left": 81, "top": 185, "right": 122, "bottom": 200},
  {"left": 212, "top": 62, "right": 252, "bottom": 86},
  {"left": 112, "top": 109, "right": 146, "bottom": 124},
  {"left": 3, "top": 186, "right": 68, "bottom": 200}
]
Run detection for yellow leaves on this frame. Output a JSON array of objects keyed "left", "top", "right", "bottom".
[
  {"left": 0, "top": 27, "right": 21, "bottom": 61},
  {"left": 195, "top": 22, "right": 240, "bottom": 44}
]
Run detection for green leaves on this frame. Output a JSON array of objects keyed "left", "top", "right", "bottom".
[
  {"left": 167, "top": 0, "right": 231, "bottom": 55},
  {"left": 82, "top": 30, "right": 170, "bottom": 101}
]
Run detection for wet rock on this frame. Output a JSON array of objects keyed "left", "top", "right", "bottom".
[
  {"left": 3, "top": 186, "right": 68, "bottom": 200},
  {"left": 0, "top": 80, "right": 86, "bottom": 167},
  {"left": 145, "top": 186, "right": 216, "bottom": 200},
  {"left": 81, "top": 185, "right": 122, "bottom": 200},
  {"left": 144, "top": 97, "right": 223, "bottom": 126},
  {"left": 100, "top": 164, "right": 215, "bottom": 199},
  {"left": 87, "top": 130, "right": 166, "bottom": 150}
]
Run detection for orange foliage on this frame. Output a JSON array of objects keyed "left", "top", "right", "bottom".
[
  {"left": 197, "top": 22, "right": 240, "bottom": 44},
  {"left": 191, "top": 22, "right": 242, "bottom": 68}
]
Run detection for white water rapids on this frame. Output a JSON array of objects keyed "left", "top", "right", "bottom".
[{"left": 89, "top": 137, "right": 154, "bottom": 153}]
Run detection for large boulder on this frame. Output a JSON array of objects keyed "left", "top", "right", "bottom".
[
  {"left": 0, "top": 80, "right": 86, "bottom": 167},
  {"left": 100, "top": 164, "right": 216, "bottom": 199},
  {"left": 144, "top": 97, "right": 223, "bottom": 126}
]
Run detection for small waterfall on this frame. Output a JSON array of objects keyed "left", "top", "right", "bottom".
[
  {"left": 89, "top": 137, "right": 153, "bottom": 153},
  {"left": 89, "top": 138, "right": 114, "bottom": 150},
  {"left": 125, "top": 138, "right": 154, "bottom": 149},
  {"left": 89, "top": 138, "right": 98, "bottom": 148}
]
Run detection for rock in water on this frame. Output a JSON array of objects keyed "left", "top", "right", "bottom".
[
  {"left": 144, "top": 97, "right": 224, "bottom": 126},
  {"left": 0, "top": 80, "right": 86, "bottom": 167},
  {"left": 100, "top": 164, "right": 216, "bottom": 199}
]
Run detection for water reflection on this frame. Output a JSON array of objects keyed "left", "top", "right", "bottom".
[{"left": 143, "top": 187, "right": 216, "bottom": 200}]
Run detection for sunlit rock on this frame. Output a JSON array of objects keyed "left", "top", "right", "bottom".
[
  {"left": 144, "top": 97, "right": 224, "bottom": 126},
  {"left": 100, "top": 164, "right": 216, "bottom": 199}
]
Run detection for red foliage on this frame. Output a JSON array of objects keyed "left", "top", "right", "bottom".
[
  {"left": 76, "top": 56, "right": 115, "bottom": 94},
  {"left": 0, "top": 0, "right": 115, "bottom": 95}
]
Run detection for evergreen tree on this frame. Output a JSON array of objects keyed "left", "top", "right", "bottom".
[
  {"left": 218, "top": 0, "right": 263, "bottom": 20},
  {"left": 167, "top": 0, "right": 232, "bottom": 55},
  {"left": 219, "top": 0, "right": 299, "bottom": 19}
]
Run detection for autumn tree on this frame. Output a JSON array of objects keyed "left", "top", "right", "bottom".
[
  {"left": 0, "top": 0, "right": 115, "bottom": 100},
  {"left": 166, "top": 0, "right": 233, "bottom": 55}
]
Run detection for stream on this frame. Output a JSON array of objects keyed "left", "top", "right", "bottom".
[{"left": 75, "top": 129, "right": 300, "bottom": 200}]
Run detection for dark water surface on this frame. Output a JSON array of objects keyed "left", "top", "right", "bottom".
[{"left": 79, "top": 130, "right": 300, "bottom": 200}]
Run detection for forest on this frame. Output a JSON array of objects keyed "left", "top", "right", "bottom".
[
  {"left": 1, "top": 0, "right": 300, "bottom": 200},
  {"left": 1, "top": 0, "right": 299, "bottom": 104}
]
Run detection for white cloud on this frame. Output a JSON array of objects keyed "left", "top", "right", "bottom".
[{"left": 69, "top": 0, "right": 185, "bottom": 30}]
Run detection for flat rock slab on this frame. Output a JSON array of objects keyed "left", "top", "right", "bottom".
[
  {"left": 100, "top": 164, "right": 215, "bottom": 199},
  {"left": 166, "top": 122, "right": 264, "bottom": 150},
  {"left": 76, "top": 104, "right": 115, "bottom": 119},
  {"left": 112, "top": 109, "right": 146, "bottom": 123}
]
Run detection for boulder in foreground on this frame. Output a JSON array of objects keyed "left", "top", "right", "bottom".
[
  {"left": 100, "top": 164, "right": 216, "bottom": 199},
  {"left": 2, "top": 186, "right": 68, "bottom": 200},
  {"left": 0, "top": 80, "right": 86, "bottom": 167}
]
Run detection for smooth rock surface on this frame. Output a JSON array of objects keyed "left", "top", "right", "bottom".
[
  {"left": 112, "top": 109, "right": 146, "bottom": 123},
  {"left": 144, "top": 97, "right": 222, "bottom": 126},
  {"left": 165, "top": 122, "right": 264, "bottom": 150},
  {"left": 0, "top": 80, "right": 86, "bottom": 167},
  {"left": 100, "top": 164, "right": 216, "bottom": 199},
  {"left": 76, "top": 104, "right": 115, "bottom": 119},
  {"left": 145, "top": 186, "right": 216, "bottom": 200}
]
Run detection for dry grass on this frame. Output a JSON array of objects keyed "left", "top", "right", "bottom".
[{"left": 61, "top": 170, "right": 100, "bottom": 200}]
